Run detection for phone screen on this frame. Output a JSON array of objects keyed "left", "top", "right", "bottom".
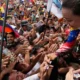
[{"left": 74, "top": 73, "right": 80, "bottom": 79}]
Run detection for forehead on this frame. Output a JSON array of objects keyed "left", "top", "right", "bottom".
[
  {"left": 62, "top": 8, "right": 80, "bottom": 20},
  {"left": 7, "top": 33, "right": 14, "bottom": 37},
  {"left": 62, "top": 8, "right": 73, "bottom": 19}
]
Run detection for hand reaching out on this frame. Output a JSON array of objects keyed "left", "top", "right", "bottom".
[
  {"left": 15, "top": 45, "right": 28, "bottom": 55},
  {"left": 39, "top": 62, "right": 53, "bottom": 80},
  {"left": 44, "top": 53, "right": 57, "bottom": 64},
  {"left": 65, "top": 67, "right": 74, "bottom": 80},
  {"left": 48, "top": 44, "right": 58, "bottom": 53},
  {"left": 74, "top": 69, "right": 80, "bottom": 74},
  {"left": 2, "top": 57, "right": 10, "bottom": 70},
  {"left": 39, "top": 32, "right": 44, "bottom": 40},
  {"left": 38, "top": 62, "right": 49, "bottom": 80},
  {"left": 2, "top": 58, "right": 18, "bottom": 75}
]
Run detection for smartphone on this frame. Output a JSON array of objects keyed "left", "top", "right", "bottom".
[
  {"left": 74, "top": 73, "right": 80, "bottom": 79},
  {"left": 18, "top": 54, "right": 24, "bottom": 62},
  {"left": 3, "top": 48, "right": 15, "bottom": 62},
  {"left": 57, "top": 37, "right": 63, "bottom": 42}
]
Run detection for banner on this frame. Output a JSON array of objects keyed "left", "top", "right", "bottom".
[{"left": 47, "top": 0, "right": 63, "bottom": 19}]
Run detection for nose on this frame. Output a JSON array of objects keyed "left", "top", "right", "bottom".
[{"left": 8, "top": 37, "right": 11, "bottom": 40}]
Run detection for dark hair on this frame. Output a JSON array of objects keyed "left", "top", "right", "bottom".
[
  {"left": 62, "top": 0, "right": 80, "bottom": 15},
  {"left": 43, "top": 17, "right": 47, "bottom": 21},
  {"left": 6, "top": 32, "right": 15, "bottom": 37},
  {"left": 50, "top": 27, "right": 56, "bottom": 32},
  {"left": 30, "top": 45, "right": 42, "bottom": 55},
  {"left": 38, "top": 25, "right": 50, "bottom": 34},
  {"left": 38, "top": 25, "right": 46, "bottom": 34}
]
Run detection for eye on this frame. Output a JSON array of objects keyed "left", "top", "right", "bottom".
[
  {"left": 67, "top": 20, "right": 73, "bottom": 22},
  {"left": 63, "top": 18, "right": 73, "bottom": 23}
]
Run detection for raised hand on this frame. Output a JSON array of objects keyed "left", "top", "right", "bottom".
[
  {"left": 15, "top": 45, "right": 28, "bottom": 55},
  {"left": 44, "top": 53, "right": 57, "bottom": 64},
  {"left": 2, "top": 57, "right": 10, "bottom": 70},
  {"left": 39, "top": 62, "right": 48, "bottom": 80},
  {"left": 65, "top": 68, "right": 74, "bottom": 80}
]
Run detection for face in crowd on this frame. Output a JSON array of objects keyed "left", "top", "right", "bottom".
[
  {"left": 6, "top": 32, "right": 15, "bottom": 44},
  {"left": 62, "top": 0, "right": 80, "bottom": 29}
]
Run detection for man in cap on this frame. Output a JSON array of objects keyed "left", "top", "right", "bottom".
[{"left": 20, "top": 20, "right": 32, "bottom": 35}]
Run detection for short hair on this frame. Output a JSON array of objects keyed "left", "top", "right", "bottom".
[
  {"left": 30, "top": 45, "right": 42, "bottom": 55},
  {"left": 62, "top": 0, "right": 80, "bottom": 15},
  {"left": 38, "top": 25, "right": 50, "bottom": 34},
  {"left": 6, "top": 32, "right": 15, "bottom": 37}
]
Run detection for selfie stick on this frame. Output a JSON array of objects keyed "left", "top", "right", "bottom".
[{"left": 0, "top": 0, "right": 9, "bottom": 72}]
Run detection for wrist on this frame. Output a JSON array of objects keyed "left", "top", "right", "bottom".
[
  {"left": 38, "top": 73, "right": 45, "bottom": 80},
  {"left": 38, "top": 73, "right": 41, "bottom": 79},
  {"left": 40, "top": 77, "right": 45, "bottom": 80},
  {"left": 15, "top": 50, "right": 19, "bottom": 56},
  {"left": 40, "top": 78, "right": 44, "bottom": 80},
  {"left": 0, "top": 71, "right": 6, "bottom": 80},
  {"left": 2, "top": 70, "right": 8, "bottom": 75}
]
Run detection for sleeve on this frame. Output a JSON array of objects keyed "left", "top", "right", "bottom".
[
  {"left": 23, "top": 74, "right": 40, "bottom": 80},
  {"left": 55, "top": 29, "right": 80, "bottom": 56}
]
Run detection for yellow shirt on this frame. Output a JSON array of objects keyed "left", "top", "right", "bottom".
[
  {"left": 0, "top": 7, "right": 5, "bottom": 13},
  {"left": 0, "top": 17, "right": 3, "bottom": 20}
]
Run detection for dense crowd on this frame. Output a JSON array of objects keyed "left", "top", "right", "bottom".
[{"left": 0, "top": 0, "right": 80, "bottom": 80}]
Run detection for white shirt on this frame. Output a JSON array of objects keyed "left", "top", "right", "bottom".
[
  {"left": 27, "top": 62, "right": 40, "bottom": 75},
  {"left": 23, "top": 74, "right": 40, "bottom": 80}
]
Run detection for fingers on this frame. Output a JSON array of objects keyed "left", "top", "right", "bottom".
[
  {"left": 2, "top": 57, "right": 10, "bottom": 68},
  {"left": 40, "top": 62, "right": 53, "bottom": 73},
  {"left": 62, "top": 33, "right": 66, "bottom": 36},
  {"left": 2, "top": 58, "right": 9, "bottom": 63},
  {"left": 68, "top": 67, "right": 74, "bottom": 73},
  {"left": 44, "top": 55, "right": 51, "bottom": 64},
  {"left": 30, "top": 56, "right": 35, "bottom": 61},
  {"left": 40, "top": 62, "right": 48, "bottom": 73},
  {"left": 65, "top": 67, "right": 74, "bottom": 80},
  {"left": 8, "top": 60, "right": 17, "bottom": 68},
  {"left": 2, "top": 61, "right": 8, "bottom": 65},
  {"left": 74, "top": 69, "right": 80, "bottom": 74},
  {"left": 40, "top": 32, "right": 44, "bottom": 39},
  {"left": 44, "top": 53, "right": 57, "bottom": 64}
]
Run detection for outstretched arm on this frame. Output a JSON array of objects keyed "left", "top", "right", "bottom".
[{"left": 56, "top": 29, "right": 80, "bottom": 56}]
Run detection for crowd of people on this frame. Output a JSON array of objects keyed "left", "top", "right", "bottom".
[{"left": 0, "top": 0, "right": 80, "bottom": 80}]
